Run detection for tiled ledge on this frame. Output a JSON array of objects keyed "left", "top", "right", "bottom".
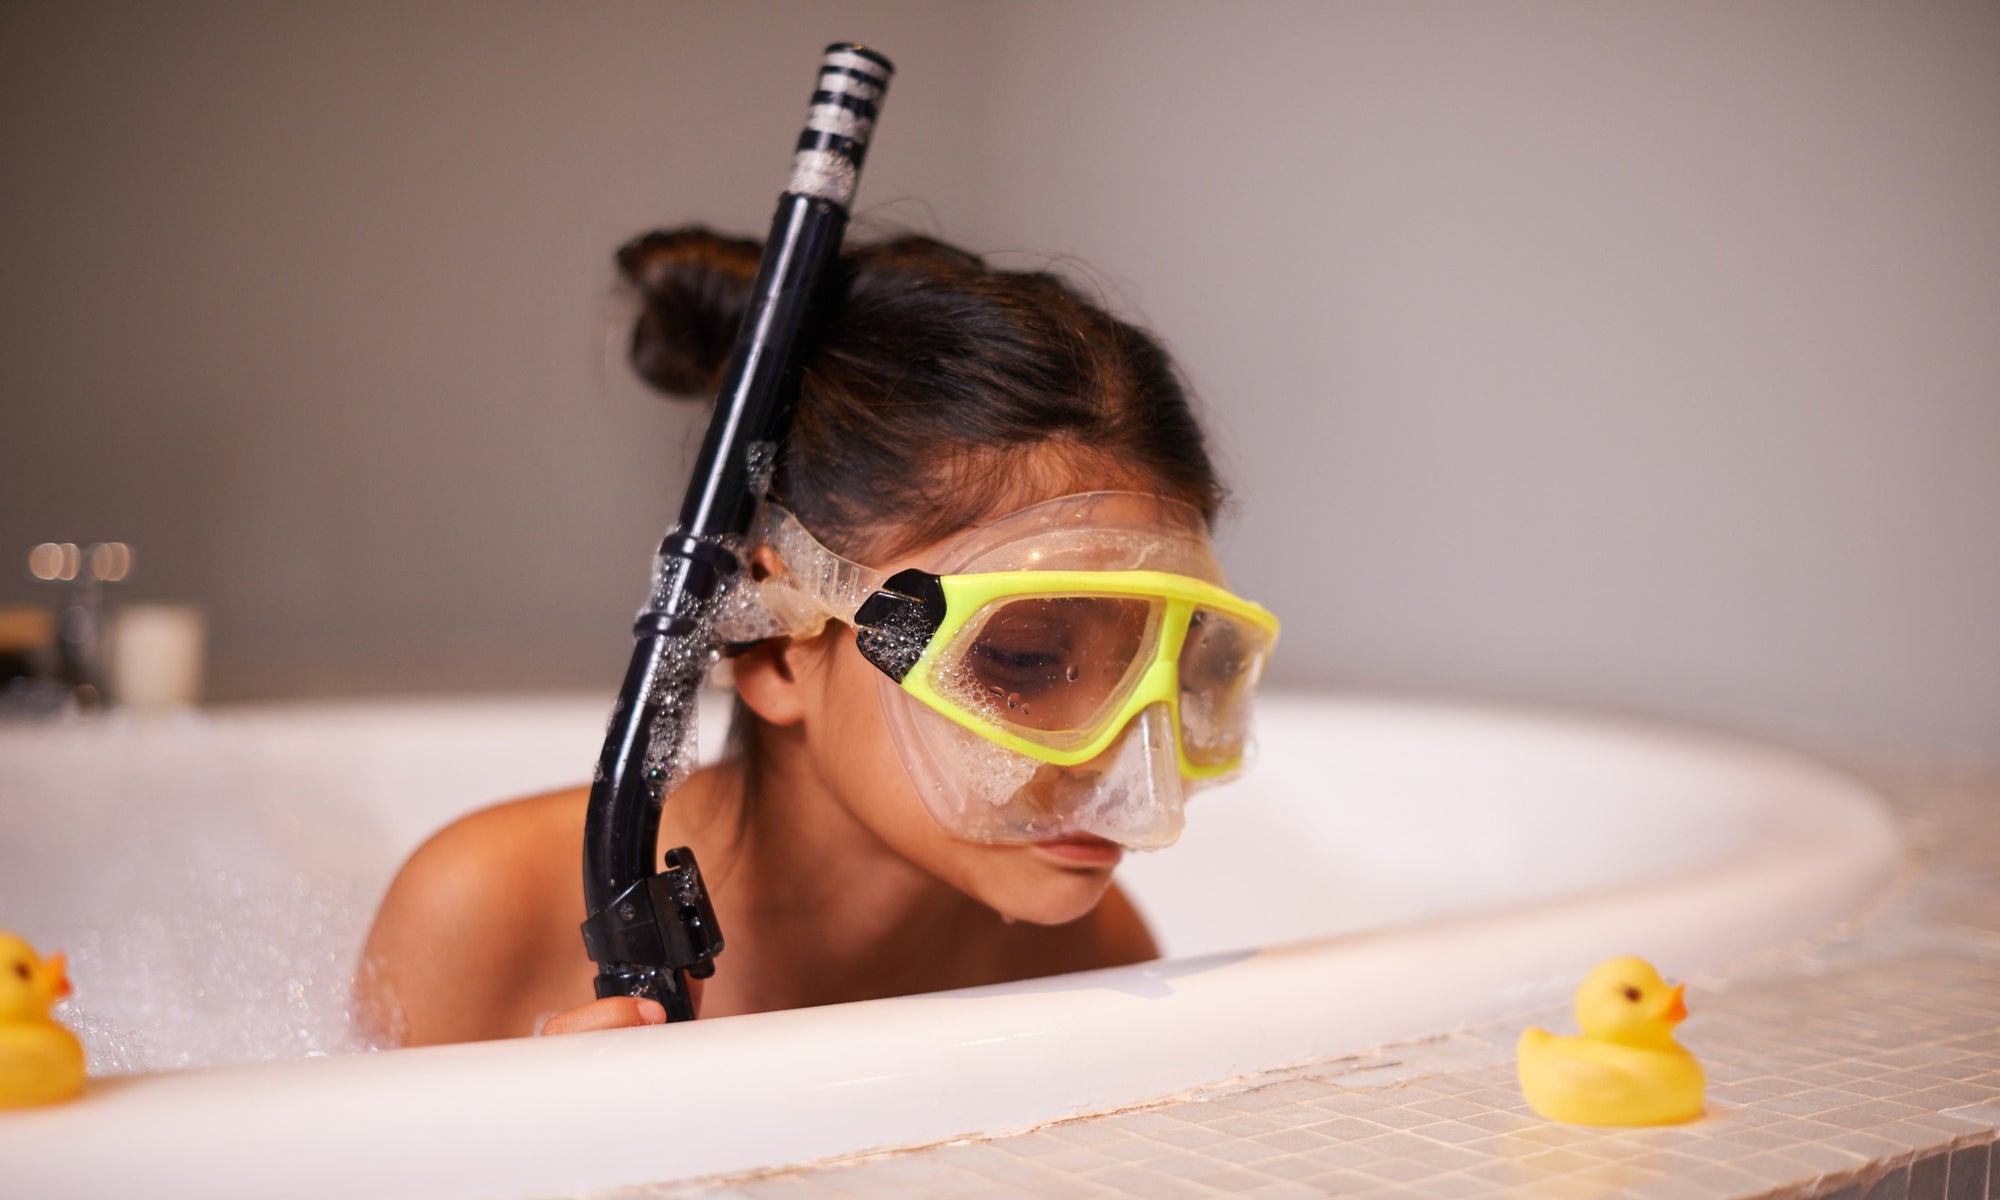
[{"left": 618, "top": 765, "right": 1999, "bottom": 1200}]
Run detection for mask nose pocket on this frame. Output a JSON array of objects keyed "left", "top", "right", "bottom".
[{"left": 1062, "top": 702, "right": 1187, "bottom": 851}]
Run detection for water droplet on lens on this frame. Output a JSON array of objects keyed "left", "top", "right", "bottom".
[
  {"left": 1065, "top": 665, "right": 1080, "bottom": 683},
  {"left": 1006, "top": 692, "right": 1022, "bottom": 709}
]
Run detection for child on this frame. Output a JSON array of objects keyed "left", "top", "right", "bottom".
[{"left": 357, "top": 229, "right": 1278, "bottom": 1045}]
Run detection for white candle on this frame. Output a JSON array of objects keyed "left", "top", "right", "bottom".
[{"left": 110, "top": 604, "right": 206, "bottom": 708}]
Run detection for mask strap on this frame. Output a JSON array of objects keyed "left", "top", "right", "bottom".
[{"left": 714, "top": 504, "right": 889, "bottom": 643}]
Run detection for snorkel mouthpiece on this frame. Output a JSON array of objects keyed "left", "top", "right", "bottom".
[{"left": 579, "top": 847, "right": 724, "bottom": 997}]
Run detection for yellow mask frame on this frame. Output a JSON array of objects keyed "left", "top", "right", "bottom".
[{"left": 852, "top": 566, "right": 1280, "bottom": 779}]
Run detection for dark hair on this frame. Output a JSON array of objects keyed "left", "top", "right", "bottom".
[{"left": 616, "top": 227, "right": 1225, "bottom": 560}]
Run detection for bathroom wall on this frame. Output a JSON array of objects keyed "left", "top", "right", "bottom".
[
  {"left": 3, "top": 2, "right": 1995, "bottom": 765},
  {"left": 0, "top": 1, "right": 1002, "bottom": 695},
  {"left": 961, "top": 2, "right": 2000, "bottom": 767}
]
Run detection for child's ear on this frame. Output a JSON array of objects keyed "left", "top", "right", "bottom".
[
  {"left": 731, "top": 634, "right": 820, "bottom": 727},
  {"left": 731, "top": 546, "right": 833, "bottom": 727}
]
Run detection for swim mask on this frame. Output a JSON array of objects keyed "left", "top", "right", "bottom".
[{"left": 716, "top": 492, "right": 1280, "bottom": 851}]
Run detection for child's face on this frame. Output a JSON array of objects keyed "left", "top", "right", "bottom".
[
  {"left": 788, "top": 498, "right": 1221, "bottom": 926},
  {"left": 804, "top": 622, "right": 1128, "bottom": 926}
]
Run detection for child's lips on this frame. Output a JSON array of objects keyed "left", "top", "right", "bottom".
[{"left": 1033, "top": 834, "right": 1122, "bottom": 866}]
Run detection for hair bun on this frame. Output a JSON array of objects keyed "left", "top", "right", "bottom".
[{"left": 617, "top": 227, "right": 763, "bottom": 397}]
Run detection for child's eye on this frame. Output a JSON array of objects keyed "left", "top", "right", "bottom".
[{"left": 971, "top": 643, "right": 1067, "bottom": 687}]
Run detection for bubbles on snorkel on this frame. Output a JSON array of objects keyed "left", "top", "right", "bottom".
[
  {"left": 632, "top": 534, "right": 744, "bottom": 804},
  {"left": 640, "top": 634, "right": 716, "bottom": 802},
  {"left": 744, "top": 439, "right": 779, "bottom": 499}
]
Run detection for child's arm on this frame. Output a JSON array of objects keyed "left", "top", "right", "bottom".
[{"left": 355, "top": 792, "right": 589, "bottom": 1045}]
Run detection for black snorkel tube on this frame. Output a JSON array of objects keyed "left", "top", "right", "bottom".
[{"left": 579, "top": 43, "right": 894, "bottom": 1020}]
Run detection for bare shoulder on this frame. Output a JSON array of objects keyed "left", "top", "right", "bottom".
[{"left": 357, "top": 787, "right": 590, "bottom": 1046}]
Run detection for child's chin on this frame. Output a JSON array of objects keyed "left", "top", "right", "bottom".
[{"left": 989, "top": 872, "right": 1116, "bottom": 927}]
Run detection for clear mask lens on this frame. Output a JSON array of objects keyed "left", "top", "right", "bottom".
[
  {"left": 1175, "top": 608, "right": 1274, "bottom": 768},
  {"left": 926, "top": 595, "right": 1270, "bottom": 771},
  {"left": 930, "top": 595, "right": 1160, "bottom": 752}
]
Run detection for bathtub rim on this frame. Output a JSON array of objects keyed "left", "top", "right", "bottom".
[{"left": 0, "top": 693, "right": 1906, "bottom": 1200}]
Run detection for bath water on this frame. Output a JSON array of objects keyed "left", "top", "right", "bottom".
[{"left": 2, "top": 717, "right": 395, "bottom": 1072}]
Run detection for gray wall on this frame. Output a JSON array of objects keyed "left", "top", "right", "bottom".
[{"left": 4, "top": 2, "right": 1995, "bottom": 766}]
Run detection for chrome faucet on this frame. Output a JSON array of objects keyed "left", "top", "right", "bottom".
[{"left": 7, "top": 541, "right": 130, "bottom": 713}]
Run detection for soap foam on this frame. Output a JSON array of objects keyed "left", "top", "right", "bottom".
[{"left": 1, "top": 719, "right": 386, "bottom": 1075}]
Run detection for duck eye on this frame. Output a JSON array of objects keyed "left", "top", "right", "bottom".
[
  {"left": 1621, "top": 986, "right": 1642, "bottom": 1002},
  {"left": 11, "top": 961, "right": 28, "bottom": 982}
]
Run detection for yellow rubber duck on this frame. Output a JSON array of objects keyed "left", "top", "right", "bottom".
[
  {"left": 0, "top": 932, "right": 86, "bottom": 1108},
  {"left": 1517, "top": 955, "right": 1704, "bottom": 1126}
]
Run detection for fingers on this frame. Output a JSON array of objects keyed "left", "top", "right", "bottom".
[{"left": 538, "top": 995, "right": 667, "bottom": 1036}]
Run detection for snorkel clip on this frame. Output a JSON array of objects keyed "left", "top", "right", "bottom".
[{"left": 580, "top": 846, "right": 724, "bottom": 1013}]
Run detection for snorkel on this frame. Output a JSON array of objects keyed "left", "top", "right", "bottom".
[{"left": 579, "top": 43, "right": 893, "bottom": 1021}]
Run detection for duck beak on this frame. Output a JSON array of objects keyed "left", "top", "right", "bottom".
[
  {"left": 47, "top": 952, "right": 72, "bottom": 1000},
  {"left": 1661, "top": 982, "right": 1687, "bottom": 1022}
]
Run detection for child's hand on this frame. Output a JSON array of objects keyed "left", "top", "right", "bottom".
[{"left": 537, "top": 979, "right": 702, "bottom": 1036}]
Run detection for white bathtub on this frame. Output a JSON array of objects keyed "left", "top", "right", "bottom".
[{"left": 0, "top": 692, "right": 1900, "bottom": 1199}]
